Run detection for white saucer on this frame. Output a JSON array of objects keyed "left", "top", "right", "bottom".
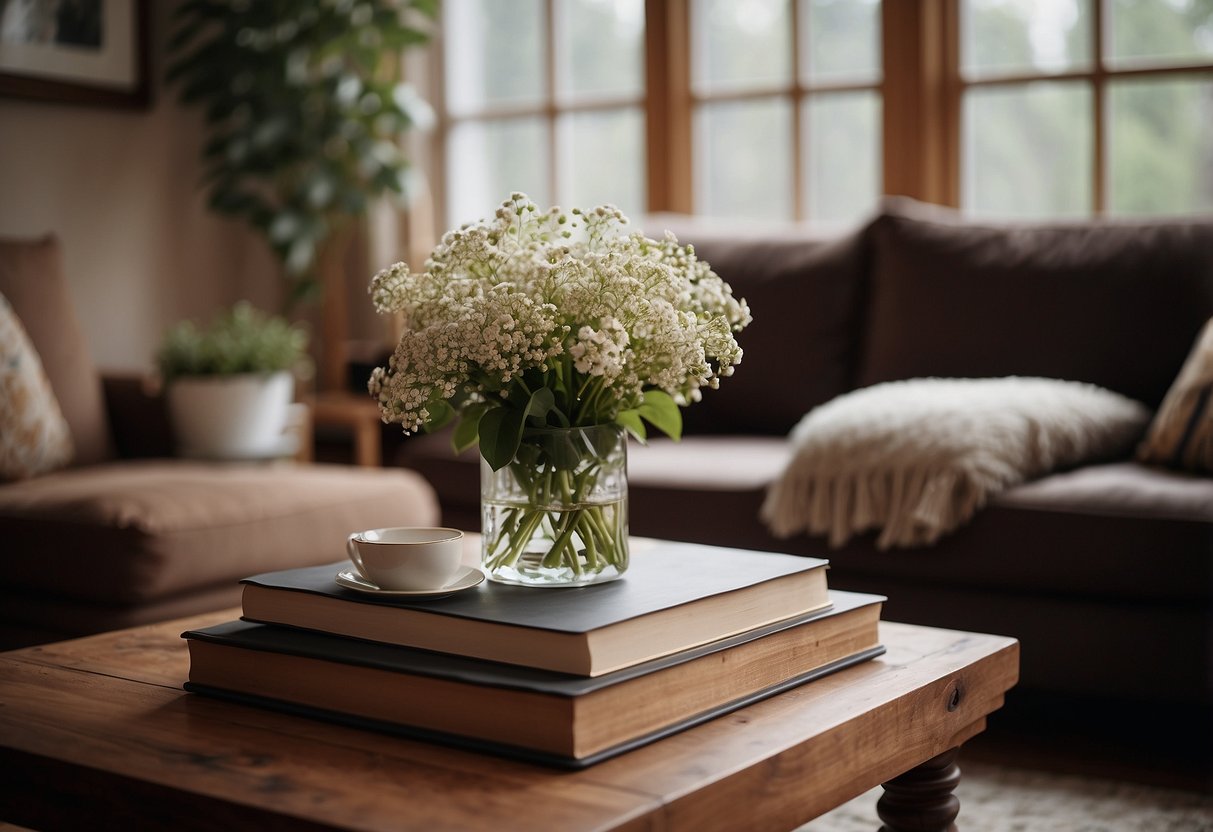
[{"left": 334, "top": 565, "right": 484, "bottom": 598}]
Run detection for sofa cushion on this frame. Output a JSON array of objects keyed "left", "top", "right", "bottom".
[
  {"left": 858, "top": 197, "right": 1213, "bottom": 408},
  {"left": 0, "top": 236, "right": 111, "bottom": 465},
  {"left": 0, "top": 461, "right": 440, "bottom": 605},
  {"left": 1137, "top": 317, "right": 1213, "bottom": 473},
  {"left": 627, "top": 435, "right": 789, "bottom": 490},
  {"left": 622, "top": 452, "right": 1213, "bottom": 605},
  {"left": 996, "top": 461, "right": 1213, "bottom": 522},
  {"left": 0, "top": 292, "right": 73, "bottom": 480},
  {"left": 640, "top": 215, "right": 869, "bottom": 435}
]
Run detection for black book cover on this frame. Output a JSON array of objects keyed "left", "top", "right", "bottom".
[{"left": 241, "top": 541, "right": 830, "bottom": 634}]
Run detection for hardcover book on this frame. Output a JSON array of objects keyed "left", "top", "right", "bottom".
[
  {"left": 240, "top": 542, "right": 831, "bottom": 676},
  {"left": 186, "top": 590, "right": 885, "bottom": 767}
]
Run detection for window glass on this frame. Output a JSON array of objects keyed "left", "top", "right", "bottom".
[
  {"left": 800, "top": 0, "right": 881, "bottom": 85},
  {"left": 695, "top": 98, "right": 793, "bottom": 219},
  {"left": 558, "top": 107, "right": 646, "bottom": 216},
  {"left": 1107, "top": 0, "right": 1213, "bottom": 68},
  {"left": 444, "top": 0, "right": 546, "bottom": 115},
  {"left": 691, "top": 0, "right": 792, "bottom": 94},
  {"left": 1108, "top": 75, "right": 1213, "bottom": 214},
  {"left": 803, "top": 91, "right": 881, "bottom": 224},
  {"left": 961, "top": 0, "right": 1092, "bottom": 78},
  {"left": 447, "top": 118, "right": 551, "bottom": 226},
  {"left": 555, "top": 0, "right": 645, "bottom": 100},
  {"left": 963, "top": 81, "right": 1093, "bottom": 217}
]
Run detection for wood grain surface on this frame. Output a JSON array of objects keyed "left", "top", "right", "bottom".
[{"left": 0, "top": 611, "right": 1018, "bottom": 831}]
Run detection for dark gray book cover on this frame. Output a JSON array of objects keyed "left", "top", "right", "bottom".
[
  {"left": 184, "top": 646, "right": 884, "bottom": 770},
  {"left": 187, "top": 590, "right": 884, "bottom": 696},
  {"left": 242, "top": 542, "right": 830, "bottom": 634}
]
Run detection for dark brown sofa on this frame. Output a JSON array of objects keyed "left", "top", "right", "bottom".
[
  {"left": 398, "top": 198, "right": 1213, "bottom": 722},
  {"left": 0, "top": 236, "right": 441, "bottom": 649}
]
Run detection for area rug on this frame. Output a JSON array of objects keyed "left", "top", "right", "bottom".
[{"left": 801, "top": 761, "right": 1213, "bottom": 831}]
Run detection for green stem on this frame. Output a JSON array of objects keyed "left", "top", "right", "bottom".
[
  {"left": 540, "top": 507, "right": 578, "bottom": 569},
  {"left": 483, "top": 429, "right": 627, "bottom": 580},
  {"left": 579, "top": 513, "right": 601, "bottom": 569}
]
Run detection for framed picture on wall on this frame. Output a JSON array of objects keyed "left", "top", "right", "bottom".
[{"left": 0, "top": 0, "right": 149, "bottom": 107}]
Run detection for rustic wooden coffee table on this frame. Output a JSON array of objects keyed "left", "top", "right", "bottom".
[{"left": 0, "top": 612, "right": 1016, "bottom": 831}]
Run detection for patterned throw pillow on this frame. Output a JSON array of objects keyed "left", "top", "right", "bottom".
[
  {"left": 1138, "top": 317, "right": 1213, "bottom": 474},
  {"left": 0, "top": 291, "right": 74, "bottom": 480}
]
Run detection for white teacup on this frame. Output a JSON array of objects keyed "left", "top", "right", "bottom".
[{"left": 346, "top": 527, "right": 464, "bottom": 591}]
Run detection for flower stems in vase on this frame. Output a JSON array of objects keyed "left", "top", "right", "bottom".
[{"left": 481, "top": 426, "right": 628, "bottom": 586}]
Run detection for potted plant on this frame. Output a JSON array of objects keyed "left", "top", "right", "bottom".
[
  {"left": 157, "top": 302, "right": 310, "bottom": 459},
  {"left": 165, "top": 1, "right": 438, "bottom": 310}
]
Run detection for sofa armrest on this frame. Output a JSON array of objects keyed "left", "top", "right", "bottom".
[{"left": 101, "top": 373, "right": 175, "bottom": 459}]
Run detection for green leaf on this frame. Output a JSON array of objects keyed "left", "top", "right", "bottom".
[
  {"left": 637, "top": 390, "right": 682, "bottom": 440},
  {"left": 614, "top": 409, "right": 647, "bottom": 442},
  {"left": 424, "top": 398, "right": 454, "bottom": 432},
  {"left": 524, "top": 386, "right": 555, "bottom": 425},
  {"left": 410, "top": 0, "right": 440, "bottom": 20},
  {"left": 451, "top": 403, "right": 488, "bottom": 454},
  {"left": 478, "top": 407, "right": 525, "bottom": 472},
  {"left": 162, "top": 0, "right": 436, "bottom": 313}
]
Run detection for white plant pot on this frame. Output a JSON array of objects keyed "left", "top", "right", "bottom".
[{"left": 167, "top": 371, "right": 295, "bottom": 459}]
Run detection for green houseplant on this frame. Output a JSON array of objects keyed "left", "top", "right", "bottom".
[
  {"left": 166, "top": 0, "right": 438, "bottom": 308},
  {"left": 158, "top": 302, "right": 310, "bottom": 459}
]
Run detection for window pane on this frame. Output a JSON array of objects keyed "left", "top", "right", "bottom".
[
  {"left": 800, "top": 0, "right": 881, "bottom": 85},
  {"left": 691, "top": 0, "right": 792, "bottom": 94},
  {"left": 695, "top": 98, "right": 793, "bottom": 219},
  {"left": 1107, "top": 0, "right": 1213, "bottom": 68},
  {"left": 803, "top": 91, "right": 881, "bottom": 224},
  {"left": 555, "top": 0, "right": 645, "bottom": 101},
  {"left": 446, "top": 118, "right": 551, "bottom": 227},
  {"left": 1108, "top": 76, "right": 1213, "bottom": 215},
  {"left": 557, "top": 108, "right": 646, "bottom": 216},
  {"left": 961, "top": 0, "right": 1092, "bottom": 78},
  {"left": 444, "top": 0, "right": 545, "bottom": 114},
  {"left": 963, "top": 82, "right": 1093, "bottom": 218}
]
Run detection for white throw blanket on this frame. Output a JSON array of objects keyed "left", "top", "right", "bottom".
[{"left": 761, "top": 378, "right": 1151, "bottom": 549}]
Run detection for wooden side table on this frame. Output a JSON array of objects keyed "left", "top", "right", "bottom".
[{"left": 309, "top": 391, "right": 383, "bottom": 467}]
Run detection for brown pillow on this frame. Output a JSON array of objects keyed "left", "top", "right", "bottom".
[
  {"left": 859, "top": 197, "right": 1213, "bottom": 409},
  {"left": 0, "top": 235, "right": 111, "bottom": 465},
  {"left": 1138, "top": 318, "right": 1213, "bottom": 473},
  {"left": 0, "top": 292, "right": 74, "bottom": 480}
]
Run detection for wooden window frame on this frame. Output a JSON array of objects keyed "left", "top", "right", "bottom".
[
  {"left": 648, "top": 0, "right": 959, "bottom": 212},
  {"left": 432, "top": 0, "right": 646, "bottom": 227},
  {"left": 946, "top": 0, "right": 1213, "bottom": 215},
  {"left": 648, "top": 0, "right": 886, "bottom": 219},
  {"left": 434, "top": 0, "right": 1213, "bottom": 223}
]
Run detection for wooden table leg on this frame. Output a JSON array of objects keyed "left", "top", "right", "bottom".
[{"left": 876, "top": 747, "right": 962, "bottom": 832}]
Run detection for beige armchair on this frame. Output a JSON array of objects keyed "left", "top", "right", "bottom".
[{"left": 0, "top": 235, "right": 439, "bottom": 649}]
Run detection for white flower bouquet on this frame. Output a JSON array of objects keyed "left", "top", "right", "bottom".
[{"left": 369, "top": 193, "right": 749, "bottom": 583}]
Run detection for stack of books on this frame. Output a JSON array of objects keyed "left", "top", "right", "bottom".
[{"left": 183, "top": 541, "right": 885, "bottom": 768}]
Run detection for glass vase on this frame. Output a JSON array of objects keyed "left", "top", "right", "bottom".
[{"left": 481, "top": 424, "right": 628, "bottom": 587}]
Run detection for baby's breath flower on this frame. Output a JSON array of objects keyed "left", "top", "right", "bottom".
[{"left": 369, "top": 194, "right": 748, "bottom": 432}]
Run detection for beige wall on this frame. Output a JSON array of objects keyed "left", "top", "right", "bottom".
[{"left": 0, "top": 4, "right": 278, "bottom": 373}]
